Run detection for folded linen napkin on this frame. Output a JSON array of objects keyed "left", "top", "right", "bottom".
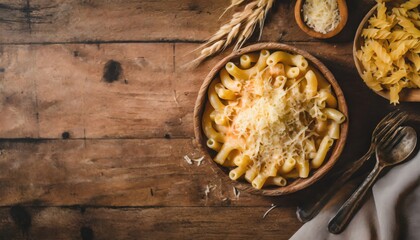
[{"left": 291, "top": 149, "right": 420, "bottom": 240}]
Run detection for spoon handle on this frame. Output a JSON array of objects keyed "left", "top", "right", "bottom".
[
  {"left": 328, "top": 161, "right": 383, "bottom": 234},
  {"left": 296, "top": 147, "right": 374, "bottom": 223}
]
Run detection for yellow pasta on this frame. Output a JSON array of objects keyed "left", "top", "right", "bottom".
[
  {"left": 328, "top": 121, "right": 340, "bottom": 140},
  {"left": 277, "top": 157, "right": 296, "bottom": 174},
  {"left": 283, "top": 170, "right": 300, "bottom": 179},
  {"left": 266, "top": 51, "right": 309, "bottom": 71},
  {"left": 252, "top": 174, "right": 269, "bottom": 189},
  {"left": 208, "top": 79, "right": 226, "bottom": 111},
  {"left": 265, "top": 176, "right": 287, "bottom": 187},
  {"left": 407, "top": 51, "right": 420, "bottom": 71},
  {"left": 245, "top": 164, "right": 259, "bottom": 183},
  {"left": 357, "top": 0, "right": 420, "bottom": 105},
  {"left": 269, "top": 63, "right": 285, "bottom": 77},
  {"left": 323, "top": 108, "right": 346, "bottom": 123},
  {"left": 305, "top": 70, "right": 318, "bottom": 98},
  {"left": 215, "top": 83, "right": 236, "bottom": 100},
  {"left": 214, "top": 142, "right": 241, "bottom": 165},
  {"left": 296, "top": 159, "right": 310, "bottom": 178},
  {"left": 285, "top": 65, "right": 300, "bottom": 78},
  {"left": 229, "top": 155, "right": 251, "bottom": 180},
  {"left": 219, "top": 69, "right": 242, "bottom": 92},
  {"left": 207, "top": 138, "right": 222, "bottom": 151},
  {"left": 240, "top": 53, "right": 259, "bottom": 69},
  {"left": 202, "top": 50, "right": 346, "bottom": 189},
  {"left": 311, "top": 136, "right": 334, "bottom": 169},
  {"left": 202, "top": 104, "right": 225, "bottom": 143},
  {"left": 319, "top": 89, "right": 338, "bottom": 108},
  {"left": 315, "top": 119, "right": 328, "bottom": 135}
]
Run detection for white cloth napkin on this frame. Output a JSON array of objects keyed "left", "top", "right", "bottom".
[{"left": 291, "top": 149, "right": 420, "bottom": 240}]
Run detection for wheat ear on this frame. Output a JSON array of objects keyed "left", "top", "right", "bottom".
[
  {"left": 188, "top": 0, "right": 274, "bottom": 68},
  {"left": 220, "top": 0, "right": 248, "bottom": 19}
]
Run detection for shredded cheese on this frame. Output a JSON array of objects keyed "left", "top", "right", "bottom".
[
  {"left": 183, "top": 155, "right": 193, "bottom": 165},
  {"left": 263, "top": 204, "right": 277, "bottom": 219},
  {"left": 183, "top": 155, "right": 205, "bottom": 166},
  {"left": 302, "top": 0, "right": 341, "bottom": 34},
  {"left": 226, "top": 70, "right": 320, "bottom": 172},
  {"left": 204, "top": 184, "right": 216, "bottom": 197},
  {"left": 233, "top": 187, "right": 240, "bottom": 199}
]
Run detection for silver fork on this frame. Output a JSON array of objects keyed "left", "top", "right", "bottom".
[
  {"left": 296, "top": 110, "right": 409, "bottom": 223},
  {"left": 328, "top": 126, "right": 417, "bottom": 233}
]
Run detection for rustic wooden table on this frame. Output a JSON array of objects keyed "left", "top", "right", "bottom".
[{"left": 0, "top": 0, "right": 419, "bottom": 239}]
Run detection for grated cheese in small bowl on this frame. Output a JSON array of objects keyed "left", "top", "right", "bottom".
[{"left": 302, "top": 0, "right": 341, "bottom": 34}]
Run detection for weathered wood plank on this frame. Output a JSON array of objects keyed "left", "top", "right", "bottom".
[
  {"left": 1, "top": 41, "right": 393, "bottom": 139},
  {"left": 1, "top": 117, "right": 418, "bottom": 208},
  {"left": 0, "top": 206, "right": 301, "bottom": 239},
  {"left": 0, "top": 42, "right": 418, "bottom": 209},
  {"left": 0, "top": 139, "right": 305, "bottom": 207},
  {"left": 0, "top": 43, "right": 182, "bottom": 139},
  {"left": 0, "top": 0, "right": 374, "bottom": 44}
]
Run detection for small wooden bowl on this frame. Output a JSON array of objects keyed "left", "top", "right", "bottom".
[
  {"left": 354, "top": 5, "right": 420, "bottom": 102},
  {"left": 193, "top": 43, "right": 349, "bottom": 196},
  {"left": 294, "top": 0, "right": 348, "bottom": 39}
]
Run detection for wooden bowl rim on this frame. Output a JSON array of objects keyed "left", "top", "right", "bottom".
[
  {"left": 294, "top": 0, "right": 348, "bottom": 39},
  {"left": 353, "top": 4, "right": 420, "bottom": 102},
  {"left": 193, "top": 42, "right": 349, "bottom": 196}
]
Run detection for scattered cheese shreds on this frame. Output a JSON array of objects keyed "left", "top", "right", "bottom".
[
  {"left": 183, "top": 155, "right": 193, "bottom": 165},
  {"left": 233, "top": 187, "right": 240, "bottom": 199},
  {"left": 183, "top": 155, "right": 205, "bottom": 166},
  {"left": 303, "top": 0, "right": 341, "bottom": 34},
  {"left": 262, "top": 204, "right": 277, "bottom": 219},
  {"left": 192, "top": 156, "right": 205, "bottom": 166},
  {"left": 204, "top": 184, "right": 216, "bottom": 197}
]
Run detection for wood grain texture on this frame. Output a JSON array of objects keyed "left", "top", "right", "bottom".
[
  {"left": 0, "top": 0, "right": 418, "bottom": 239},
  {"left": 0, "top": 43, "right": 184, "bottom": 139},
  {"left": 0, "top": 139, "right": 304, "bottom": 207},
  {"left": 0, "top": 41, "right": 387, "bottom": 139},
  {"left": 0, "top": 0, "right": 373, "bottom": 44},
  {"left": 0, "top": 206, "right": 301, "bottom": 240}
]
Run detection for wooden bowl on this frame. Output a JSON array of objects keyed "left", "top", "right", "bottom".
[
  {"left": 193, "top": 43, "right": 349, "bottom": 196},
  {"left": 353, "top": 5, "right": 420, "bottom": 102},
  {"left": 294, "top": 0, "right": 348, "bottom": 39}
]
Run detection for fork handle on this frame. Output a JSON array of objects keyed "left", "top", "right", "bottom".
[
  {"left": 296, "top": 148, "right": 373, "bottom": 223},
  {"left": 328, "top": 161, "right": 384, "bottom": 234}
]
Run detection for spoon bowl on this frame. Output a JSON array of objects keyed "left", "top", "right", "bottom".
[
  {"left": 377, "top": 126, "right": 417, "bottom": 165},
  {"left": 328, "top": 126, "right": 417, "bottom": 234},
  {"left": 294, "top": 0, "right": 348, "bottom": 39}
]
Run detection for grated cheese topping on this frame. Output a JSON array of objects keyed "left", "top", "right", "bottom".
[
  {"left": 225, "top": 69, "right": 321, "bottom": 171},
  {"left": 302, "top": 0, "right": 341, "bottom": 34}
]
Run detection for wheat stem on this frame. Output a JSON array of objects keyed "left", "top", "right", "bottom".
[{"left": 190, "top": 0, "right": 275, "bottom": 67}]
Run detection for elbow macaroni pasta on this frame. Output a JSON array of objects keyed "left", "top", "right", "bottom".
[
  {"left": 357, "top": 0, "right": 420, "bottom": 105},
  {"left": 202, "top": 49, "right": 346, "bottom": 190}
]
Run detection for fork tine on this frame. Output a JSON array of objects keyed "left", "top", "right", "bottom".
[
  {"left": 380, "top": 126, "right": 403, "bottom": 150},
  {"left": 374, "top": 111, "right": 408, "bottom": 143},
  {"left": 374, "top": 110, "right": 401, "bottom": 134},
  {"left": 389, "top": 131, "right": 405, "bottom": 149},
  {"left": 371, "top": 110, "right": 400, "bottom": 140},
  {"left": 382, "top": 128, "right": 406, "bottom": 152},
  {"left": 382, "top": 109, "right": 401, "bottom": 122},
  {"left": 376, "top": 113, "right": 408, "bottom": 144}
]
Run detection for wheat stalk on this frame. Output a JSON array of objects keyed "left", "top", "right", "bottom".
[
  {"left": 220, "top": 0, "right": 248, "bottom": 19},
  {"left": 188, "top": 0, "right": 274, "bottom": 68}
]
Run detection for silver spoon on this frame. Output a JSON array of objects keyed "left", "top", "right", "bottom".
[{"left": 328, "top": 126, "right": 417, "bottom": 234}]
